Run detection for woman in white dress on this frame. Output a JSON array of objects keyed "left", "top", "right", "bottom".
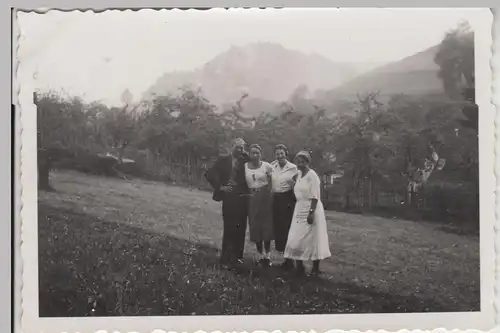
[
  {"left": 245, "top": 144, "right": 274, "bottom": 266},
  {"left": 284, "top": 150, "right": 331, "bottom": 275}
]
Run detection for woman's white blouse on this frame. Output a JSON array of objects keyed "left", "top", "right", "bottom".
[
  {"left": 245, "top": 161, "right": 273, "bottom": 189},
  {"left": 271, "top": 160, "right": 298, "bottom": 193}
]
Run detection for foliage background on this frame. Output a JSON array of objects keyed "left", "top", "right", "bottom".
[{"left": 37, "top": 23, "right": 478, "bottom": 230}]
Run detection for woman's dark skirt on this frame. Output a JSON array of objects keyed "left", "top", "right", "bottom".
[
  {"left": 248, "top": 188, "right": 274, "bottom": 242},
  {"left": 272, "top": 190, "right": 296, "bottom": 252}
]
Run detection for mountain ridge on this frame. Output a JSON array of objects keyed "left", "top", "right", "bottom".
[
  {"left": 322, "top": 44, "right": 444, "bottom": 102},
  {"left": 143, "top": 42, "right": 374, "bottom": 109},
  {"left": 143, "top": 42, "right": 446, "bottom": 116}
]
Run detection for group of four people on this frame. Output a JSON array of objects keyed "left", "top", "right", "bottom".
[{"left": 205, "top": 138, "right": 331, "bottom": 276}]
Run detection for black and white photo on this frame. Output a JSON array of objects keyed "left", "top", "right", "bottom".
[{"left": 15, "top": 7, "right": 496, "bottom": 333}]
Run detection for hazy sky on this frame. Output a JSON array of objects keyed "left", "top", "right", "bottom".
[{"left": 18, "top": 8, "right": 477, "bottom": 106}]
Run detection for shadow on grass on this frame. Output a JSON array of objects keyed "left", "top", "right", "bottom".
[{"left": 39, "top": 203, "right": 452, "bottom": 317}]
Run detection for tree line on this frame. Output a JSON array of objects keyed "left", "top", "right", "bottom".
[{"left": 37, "top": 23, "right": 478, "bottom": 230}]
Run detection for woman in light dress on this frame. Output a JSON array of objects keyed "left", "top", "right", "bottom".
[
  {"left": 270, "top": 144, "right": 298, "bottom": 270},
  {"left": 284, "top": 150, "right": 331, "bottom": 275},
  {"left": 245, "top": 144, "right": 274, "bottom": 267}
]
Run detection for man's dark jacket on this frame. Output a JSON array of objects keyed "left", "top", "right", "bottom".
[{"left": 204, "top": 152, "right": 249, "bottom": 201}]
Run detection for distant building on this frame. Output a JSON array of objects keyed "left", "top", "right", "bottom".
[{"left": 322, "top": 170, "right": 345, "bottom": 185}]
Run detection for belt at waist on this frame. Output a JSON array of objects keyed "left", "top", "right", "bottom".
[
  {"left": 224, "top": 190, "right": 250, "bottom": 196},
  {"left": 273, "top": 190, "right": 294, "bottom": 196},
  {"left": 248, "top": 185, "right": 271, "bottom": 193}
]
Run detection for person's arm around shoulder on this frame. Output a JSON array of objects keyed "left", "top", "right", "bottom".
[
  {"left": 241, "top": 150, "right": 250, "bottom": 163},
  {"left": 242, "top": 161, "right": 249, "bottom": 181},
  {"left": 265, "top": 161, "right": 274, "bottom": 174},
  {"left": 264, "top": 161, "right": 274, "bottom": 193},
  {"left": 291, "top": 165, "right": 299, "bottom": 187},
  {"left": 289, "top": 162, "right": 299, "bottom": 186}
]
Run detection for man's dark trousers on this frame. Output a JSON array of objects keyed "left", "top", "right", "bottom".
[{"left": 221, "top": 193, "right": 248, "bottom": 265}]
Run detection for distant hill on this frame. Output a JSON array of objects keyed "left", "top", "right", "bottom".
[
  {"left": 143, "top": 42, "right": 448, "bottom": 118},
  {"left": 321, "top": 44, "right": 445, "bottom": 103},
  {"left": 143, "top": 42, "right": 369, "bottom": 111}
]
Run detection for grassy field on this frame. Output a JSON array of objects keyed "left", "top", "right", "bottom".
[{"left": 38, "top": 170, "right": 480, "bottom": 317}]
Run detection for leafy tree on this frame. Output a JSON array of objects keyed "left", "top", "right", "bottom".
[
  {"left": 434, "top": 21, "right": 477, "bottom": 132},
  {"left": 98, "top": 106, "right": 137, "bottom": 160},
  {"left": 36, "top": 62, "right": 479, "bottom": 225},
  {"left": 434, "top": 21, "right": 474, "bottom": 100},
  {"left": 333, "top": 92, "right": 401, "bottom": 208}
]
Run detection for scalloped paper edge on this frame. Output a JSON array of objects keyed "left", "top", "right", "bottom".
[{"left": 13, "top": 6, "right": 500, "bottom": 333}]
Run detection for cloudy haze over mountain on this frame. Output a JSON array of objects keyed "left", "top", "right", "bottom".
[
  {"left": 18, "top": 8, "right": 479, "bottom": 106},
  {"left": 143, "top": 42, "right": 378, "bottom": 107}
]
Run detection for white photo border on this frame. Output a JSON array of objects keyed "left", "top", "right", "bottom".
[{"left": 13, "top": 6, "right": 498, "bottom": 333}]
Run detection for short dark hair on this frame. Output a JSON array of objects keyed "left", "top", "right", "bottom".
[
  {"left": 249, "top": 143, "right": 263, "bottom": 153},
  {"left": 231, "top": 138, "right": 246, "bottom": 148},
  {"left": 274, "top": 144, "right": 289, "bottom": 156}
]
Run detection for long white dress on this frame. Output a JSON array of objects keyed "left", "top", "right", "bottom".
[{"left": 284, "top": 169, "right": 331, "bottom": 261}]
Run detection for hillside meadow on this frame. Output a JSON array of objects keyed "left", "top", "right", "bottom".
[{"left": 38, "top": 170, "right": 480, "bottom": 316}]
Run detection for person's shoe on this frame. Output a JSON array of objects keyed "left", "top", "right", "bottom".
[
  {"left": 280, "top": 260, "right": 294, "bottom": 271},
  {"left": 295, "top": 265, "right": 306, "bottom": 276},
  {"left": 227, "top": 262, "right": 239, "bottom": 272},
  {"left": 219, "top": 257, "right": 229, "bottom": 269},
  {"left": 259, "top": 258, "right": 272, "bottom": 267}
]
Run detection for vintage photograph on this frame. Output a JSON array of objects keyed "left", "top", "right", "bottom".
[{"left": 16, "top": 7, "right": 496, "bottom": 332}]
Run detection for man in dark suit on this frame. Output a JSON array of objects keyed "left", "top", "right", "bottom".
[{"left": 205, "top": 138, "right": 249, "bottom": 268}]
